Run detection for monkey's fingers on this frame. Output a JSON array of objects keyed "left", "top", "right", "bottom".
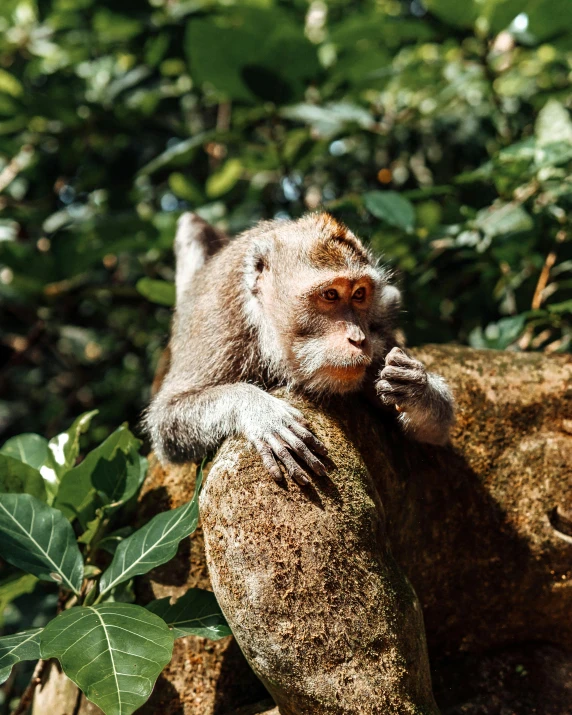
[
  {"left": 253, "top": 439, "right": 285, "bottom": 483},
  {"left": 376, "top": 379, "right": 414, "bottom": 405},
  {"left": 266, "top": 435, "right": 310, "bottom": 485},
  {"left": 278, "top": 427, "right": 328, "bottom": 477},
  {"left": 288, "top": 423, "right": 329, "bottom": 457},
  {"left": 380, "top": 365, "right": 427, "bottom": 386},
  {"left": 385, "top": 346, "right": 419, "bottom": 368}
]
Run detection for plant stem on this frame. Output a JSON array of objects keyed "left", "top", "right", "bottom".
[{"left": 10, "top": 659, "right": 45, "bottom": 715}]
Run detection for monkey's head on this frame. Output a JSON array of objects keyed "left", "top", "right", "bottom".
[{"left": 244, "top": 213, "right": 398, "bottom": 395}]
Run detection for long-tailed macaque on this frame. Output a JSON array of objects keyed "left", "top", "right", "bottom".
[{"left": 145, "top": 212, "right": 454, "bottom": 484}]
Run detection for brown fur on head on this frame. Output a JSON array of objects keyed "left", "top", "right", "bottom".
[{"left": 244, "top": 213, "right": 390, "bottom": 395}]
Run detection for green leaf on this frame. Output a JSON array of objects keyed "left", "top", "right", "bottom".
[
  {"left": 0, "top": 454, "right": 47, "bottom": 501},
  {"left": 43, "top": 411, "right": 98, "bottom": 493},
  {"left": 98, "top": 471, "right": 202, "bottom": 597},
  {"left": 104, "top": 579, "right": 136, "bottom": 604},
  {"left": 0, "top": 574, "right": 38, "bottom": 625},
  {"left": 0, "top": 69, "right": 24, "bottom": 98},
  {"left": 55, "top": 425, "right": 145, "bottom": 526},
  {"left": 536, "top": 100, "right": 572, "bottom": 145},
  {"left": 77, "top": 511, "right": 104, "bottom": 545},
  {"left": 186, "top": 8, "right": 319, "bottom": 103},
  {"left": 138, "top": 132, "right": 214, "bottom": 177},
  {"left": 92, "top": 438, "right": 146, "bottom": 509},
  {"left": 40, "top": 603, "right": 174, "bottom": 715},
  {"left": 0, "top": 494, "right": 83, "bottom": 593},
  {"left": 136, "top": 278, "right": 175, "bottom": 307},
  {"left": 483, "top": 0, "right": 525, "bottom": 33},
  {"left": 97, "top": 527, "right": 133, "bottom": 556},
  {"left": 146, "top": 588, "right": 231, "bottom": 640},
  {"left": 206, "top": 159, "right": 243, "bottom": 199},
  {"left": 363, "top": 191, "right": 416, "bottom": 232},
  {"left": 168, "top": 172, "right": 203, "bottom": 203},
  {"left": 0, "top": 628, "right": 42, "bottom": 685},
  {"left": 469, "top": 314, "right": 527, "bottom": 350},
  {"left": 547, "top": 300, "right": 572, "bottom": 315},
  {"left": 0, "top": 433, "right": 49, "bottom": 470},
  {"left": 473, "top": 202, "right": 534, "bottom": 238},
  {"left": 421, "top": 0, "right": 478, "bottom": 29},
  {"left": 526, "top": 0, "right": 572, "bottom": 42},
  {"left": 281, "top": 102, "right": 375, "bottom": 139}
]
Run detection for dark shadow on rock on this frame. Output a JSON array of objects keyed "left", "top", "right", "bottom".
[
  {"left": 433, "top": 642, "right": 572, "bottom": 715},
  {"left": 323, "top": 393, "right": 566, "bottom": 656},
  {"left": 140, "top": 674, "right": 185, "bottom": 715},
  {"left": 212, "top": 639, "right": 270, "bottom": 715}
]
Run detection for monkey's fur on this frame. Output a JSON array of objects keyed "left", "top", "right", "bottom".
[{"left": 145, "top": 212, "right": 454, "bottom": 483}]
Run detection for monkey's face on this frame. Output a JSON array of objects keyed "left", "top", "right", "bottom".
[{"left": 287, "top": 272, "right": 376, "bottom": 395}]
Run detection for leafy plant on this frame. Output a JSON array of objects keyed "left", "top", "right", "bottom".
[
  {"left": 1, "top": 0, "right": 571, "bottom": 448},
  {"left": 0, "top": 414, "right": 230, "bottom": 715}
]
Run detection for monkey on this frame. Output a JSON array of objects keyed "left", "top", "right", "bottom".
[{"left": 145, "top": 212, "right": 454, "bottom": 484}]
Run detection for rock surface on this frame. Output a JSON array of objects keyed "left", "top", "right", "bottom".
[{"left": 32, "top": 346, "right": 572, "bottom": 714}]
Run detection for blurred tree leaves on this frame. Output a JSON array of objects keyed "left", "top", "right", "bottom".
[
  {"left": 187, "top": 8, "right": 320, "bottom": 103},
  {"left": 0, "top": 0, "right": 570, "bottom": 450},
  {"left": 364, "top": 192, "right": 416, "bottom": 233}
]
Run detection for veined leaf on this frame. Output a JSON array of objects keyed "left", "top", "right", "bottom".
[
  {"left": 40, "top": 603, "right": 174, "bottom": 715},
  {"left": 0, "top": 454, "right": 47, "bottom": 501},
  {"left": 0, "top": 494, "right": 83, "bottom": 593},
  {"left": 0, "top": 574, "right": 38, "bottom": 624},
  {"left": 0, "top": 628, "right": 42, "bottom": 685},
  {"left": 146, "top": 588, "right": 231, "bottom": 640},
  {"left": 55, "top": 425, "right": 145, "bottom": 526},
  {"left": 98, "top": 471, "right": 202, "bottom": 596},
  {"left": 97, "top": 527, "right": 134, "bottom": 556},
  {"left": 0, "top": 433, "right": 49, "bottom": 471}
]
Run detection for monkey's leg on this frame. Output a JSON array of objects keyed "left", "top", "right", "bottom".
[
  {"left": 375, "top": 347, "right": 455, "bottom": 445},
  {"left": 146, "top": 381, "right": 329, "bottom": 484},
  {"left": 175, "top": 212, "right": 229, "bottom": 302}
]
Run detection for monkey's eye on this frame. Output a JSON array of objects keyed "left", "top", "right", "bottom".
[
  {"left": 353, "top": 287, "right": 366, "bottom": 302},
  {"left": 323, "top": 289, "right": 339, "bottom": 301}
]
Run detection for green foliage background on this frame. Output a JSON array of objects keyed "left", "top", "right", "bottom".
[{"left": 0, "top": 0, "right": 571, "bottom": 448}]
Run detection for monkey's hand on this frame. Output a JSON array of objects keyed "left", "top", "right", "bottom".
[
  {"left": 242, "top": 392, "right": 329, "bottom": 485},
  {"left": 375, "top": 347, "right": 454, "bottom": 445}
]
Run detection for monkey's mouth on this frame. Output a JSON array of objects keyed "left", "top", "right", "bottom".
[{"left": 323, "top": 363, "right": 367, "bottom": 380}]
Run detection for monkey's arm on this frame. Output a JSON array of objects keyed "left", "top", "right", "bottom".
[
  {"left": 372, "top": 347, "right": 455, "bottom": 445},
  {"left": 145, "top": 380, "right": 328, "bottom": 484}
]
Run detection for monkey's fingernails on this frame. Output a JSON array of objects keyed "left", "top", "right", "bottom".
[
  {"left": 312, "top": 461, "right": 328, "bottom": 477},
  {"left": 313, "top": 441, "right": 329, "bottom": 457},
  {"left": 292, "top": 472, "right": 310, "bottom": 486},
  {"left": 254, "top": 439, "right": 284, "bottom": 482}
]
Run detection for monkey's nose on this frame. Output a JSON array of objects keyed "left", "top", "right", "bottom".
[{"left": 348, "top": 335, "right": 365, "bottom": 347}]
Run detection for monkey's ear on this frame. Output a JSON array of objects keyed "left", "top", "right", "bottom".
[
  {"left": 244, "top": 241, "right": 270, "bottom": 294},
  {"left": 380, "top": 284, "right": 402, "bottom": 311},
  {"left": 379, "top": 284, "right": 402, "bottom": 326}
]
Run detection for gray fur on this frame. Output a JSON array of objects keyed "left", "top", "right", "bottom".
[{"left": 145, "top": 212, "right": 454, "bottom": 482}]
